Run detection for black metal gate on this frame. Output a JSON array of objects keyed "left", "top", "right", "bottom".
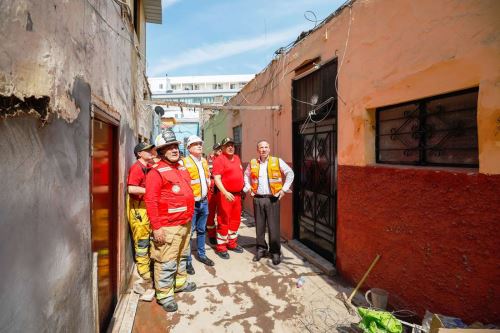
[{"left": 292, "top": 59, "right": 337, "bottom": 263}]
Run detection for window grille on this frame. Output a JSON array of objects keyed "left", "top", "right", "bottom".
[
  {"left": 233, "top": 125, "right": 242, "bottom": 156},
  {"left": 376, "top": 88, "right": 478, "bottom": 167}
]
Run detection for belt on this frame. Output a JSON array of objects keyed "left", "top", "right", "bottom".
[
  {"left": 196, "top": 197, "right": 208, "bottom": 203},
  {"left": 254, "top": 194, "right": 274, "bottom": 198}
]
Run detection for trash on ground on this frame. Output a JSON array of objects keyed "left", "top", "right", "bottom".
[
  {"left": 358, "top": 307, "right": 403, "bottom": 333},
  {"left": 296, "top": 276, "right": 305, "bottom": 288}
]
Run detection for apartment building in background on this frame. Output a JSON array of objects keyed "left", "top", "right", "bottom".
[{"left": 149, "top": 74, "right": 254, "bottom": 154}]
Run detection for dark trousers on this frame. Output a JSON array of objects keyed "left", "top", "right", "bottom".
[{"left": 253, "top": 196, "right": 281, "bottom": 255}]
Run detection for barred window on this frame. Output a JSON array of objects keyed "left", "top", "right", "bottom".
[
  {"left": 376, "top": 88, "right": 478, "bottom": 167},
  {"left": 233, "top": 125, "right": 242, "bottom": 156}
]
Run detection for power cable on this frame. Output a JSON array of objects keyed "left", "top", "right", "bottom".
[
  {"left": 335, "top": 3, "right": 353, "bottom": 106},
  {"left": 304, "top": 10, "right": 319, "bottom": 27}
]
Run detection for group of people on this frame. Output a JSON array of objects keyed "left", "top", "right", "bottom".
[{"left": 127, "top": 129, "right": 294, "bottom": 312}]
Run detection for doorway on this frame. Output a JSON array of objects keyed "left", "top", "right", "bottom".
[
  {"left": 91, "top": 117, "right": 118, "bottom": 331},
  {"left": 292, "top": 59, "right": 338, "bottom": 263}
]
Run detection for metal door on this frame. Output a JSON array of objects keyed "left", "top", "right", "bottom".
[
  {"left": 292, "top": 59, "right": 337, "bottom": 263},
  {"left": 91, "top": 118, "right": 118, "bottom": 331}
]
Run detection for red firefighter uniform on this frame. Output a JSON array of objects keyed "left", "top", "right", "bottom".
[
  {"left": 127, "top": 160, "right": 152, "bottom": 280},
  {"left": 145, "top": 160, "right": 195, "bottom": 306},
  {"left": 212, "top": 153, "right": 244, "bottom": 253},
  {"left": 206, "top": 154, "right": 219, "bottom": 239}
]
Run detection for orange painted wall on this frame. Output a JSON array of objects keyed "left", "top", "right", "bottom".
[{"left": 225, "top": 0, "right": 500, "bottom": 322}]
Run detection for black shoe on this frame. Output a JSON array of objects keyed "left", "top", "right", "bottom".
[
  {"left": 162, "top": 301, "right": 178, "bottom": 312},
  {"left": 252, "top": 251, "right": 266, "bottom": 262},
  {"left": 228, "top": 245, "right": 244, "bottom": 253},
  {"left": 198, "top": 256, "right": 215, "bottom": 266},
  {"left": 208, "top": 237, "right": 217, "bottom": 245},
  {"left": 216, "top": 251, "right": 230, "bottom": 259},
  {"left": 272, "top": 253, "right": 281, "bottom": 265},
  {"left": 175, "top": 281, "right": 197, "bottom": 293},
  {"left": 186, "top": 262, "right": 195, "bottom": 275}
]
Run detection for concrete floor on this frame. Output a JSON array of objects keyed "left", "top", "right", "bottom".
[{"left": 132, "top": 215, "right": 359, "bottom": 333}]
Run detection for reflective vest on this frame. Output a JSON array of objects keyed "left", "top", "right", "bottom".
[
  {"left": 154, "top": 161, "right": 194, "bottom": 226},
  {"left": 182, "top": 155, "right": 210, "bottom": 200},
  {"left": 249, "top": 156, "right": 283, "bottom": 195}
]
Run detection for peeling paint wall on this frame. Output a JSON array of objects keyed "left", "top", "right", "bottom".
[
  {"left": 0, "top": 0, "right": 153, "bottom": 331},
  {"left": 227, "top": 0, "right": 500, "bottom": 322},
  {"left": 0, "top": 112, "right": 92, "bottom": 332}
]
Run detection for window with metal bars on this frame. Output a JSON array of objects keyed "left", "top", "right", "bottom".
[
  {"left": 376, "top": 88, "right": 479, "bottom": 167},
  {"left": 233, "top": 125, "right": 242, "bottom": 156}
]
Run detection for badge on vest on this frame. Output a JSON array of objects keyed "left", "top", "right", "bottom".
[{"left": 172, "top": 185, "right": 181, "bottom": 193}]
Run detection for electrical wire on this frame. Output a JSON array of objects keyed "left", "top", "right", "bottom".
[
  {"left": 304, "top": 10, "right": 319, "bottom": 27},
  {"left": 84, "top": 0, "right": 134, "bottom": 44},
  {"left": 335, "top": 3, "right": 353, "bottom": 106}
]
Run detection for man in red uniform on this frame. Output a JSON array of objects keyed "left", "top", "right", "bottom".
[
  {"left": 206, "top": 142, "right": 222, "bottom": 245},
  {"left": 145, "top": 129, "right": 196, "bottom": 312},
  {"left": 212, "top": 137, "right": 245, "bottom": 259},
  {"left": 127, "top": 142, "right": 155, "bottom": 300}
]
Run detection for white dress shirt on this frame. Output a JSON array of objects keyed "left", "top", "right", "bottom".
[{"left": 244, "top": 156, "right": 294, "bottom": 195}]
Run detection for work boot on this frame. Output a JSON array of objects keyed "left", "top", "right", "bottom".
[
  {"left": 186, "top": 262, "right": 195, "bottom": 275},
  {"left": 162, "top": 301, "right": 178, "bottom": 312},
  {"left": 133, "top": 276, "right": 151, "bottom": 295},
  {"left": 208, "top": 237, "right": 217, "bottom": 245},
  {"left": 198, "top": 256, "right": 215, "bottom": 266},
  {"left": 175, "top": 282, "right": 197, "bottom": 293},
  {"left": 216, "top": 251, "right": 230, "bottom": 259},
  {"left": 139, "top": 289, "right": 155, "bottom": 302},
  {"left": 228, "top": 245, "right": 244, "bottom": 253}
]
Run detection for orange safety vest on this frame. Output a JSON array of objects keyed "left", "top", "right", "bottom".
[
  {"left": 183, "top": 155, "right": 210, "bottom": 200},
  {"left": 250, "top": 156, "right": 283, "bottom": 195}
]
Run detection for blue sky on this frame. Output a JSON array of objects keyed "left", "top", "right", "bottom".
[{"left": 146, "top": 0, "right": 346, "bottom": 77}]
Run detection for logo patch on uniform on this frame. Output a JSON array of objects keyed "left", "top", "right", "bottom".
[{"left": 172, "top": 185, "right": 180, "bottom": 193}]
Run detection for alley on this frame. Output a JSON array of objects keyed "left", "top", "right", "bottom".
[
  {"left": 2, "top": 0, "right": 500, "bottom": 331},
  {"left": 126, "top": 214, "right": 358, "bottom": 332}
]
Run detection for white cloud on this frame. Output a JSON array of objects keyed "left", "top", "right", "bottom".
[
  {"left": 162, "top": 0, "right": 180, "bottom": 8},
  {"left": 149, "top": 24, "right": 307, "bottom": 76}
]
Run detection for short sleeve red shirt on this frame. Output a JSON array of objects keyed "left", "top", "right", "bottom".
[
  {"left": 212, "top": 153, "right": 244, "bottom": 193},
  {"left": 127, "top": 160, "right": 149, "bottom": 200}
]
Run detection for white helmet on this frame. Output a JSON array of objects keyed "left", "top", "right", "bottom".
[
  {"left": 155, "top": 129, "right": 181, "bottom": 149},
  {"left": 186, "top": 135, "right": 203, "bottom": 148}
]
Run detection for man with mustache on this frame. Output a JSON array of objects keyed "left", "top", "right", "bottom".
[
  {"left": 145, "top": 129, "right": 196, "bottom": 312},
  {"left": 212, "top": 137, "right": 245, "bottom": 259}
]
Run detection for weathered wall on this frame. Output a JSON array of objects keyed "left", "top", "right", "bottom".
[
  {"left": 227, "top": 0, "right": 500, "bottom": 322},
  {"left": 0, "top": 111, "right": 92, "bottom": 332},
  {"left": 202, "top": 110, "right": 230, "bottom": 154},
  {"left": 0, "top": 0, "right": 152, "bottom": 330},
  {"left": 337, "top": 165, "right": 500, "bottom": 322}
]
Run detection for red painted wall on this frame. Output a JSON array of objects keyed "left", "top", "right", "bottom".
[{"left": 337, "top": 165, "right": 500, "bottom": 324}]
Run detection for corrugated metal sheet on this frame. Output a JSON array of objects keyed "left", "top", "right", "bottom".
[{"left": 144, "top": 0, "right": 162, "bottom": 24}]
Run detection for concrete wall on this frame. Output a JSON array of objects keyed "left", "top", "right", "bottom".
[
  {"left": 202, "top": 110, "right": 230, "bottom": 155},
  {"left": 0, "top": 0, "right": 153, "bottom": 331},
  {"left": 0, "top": 110, "right": 92, "bottom": 333},
  {"left": 227, "top": 0, "right": 500, "bottom": 322}
]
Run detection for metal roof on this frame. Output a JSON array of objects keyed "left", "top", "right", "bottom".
[{"left": 144, "top": 0, "right": 162, "bottom": 24}]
